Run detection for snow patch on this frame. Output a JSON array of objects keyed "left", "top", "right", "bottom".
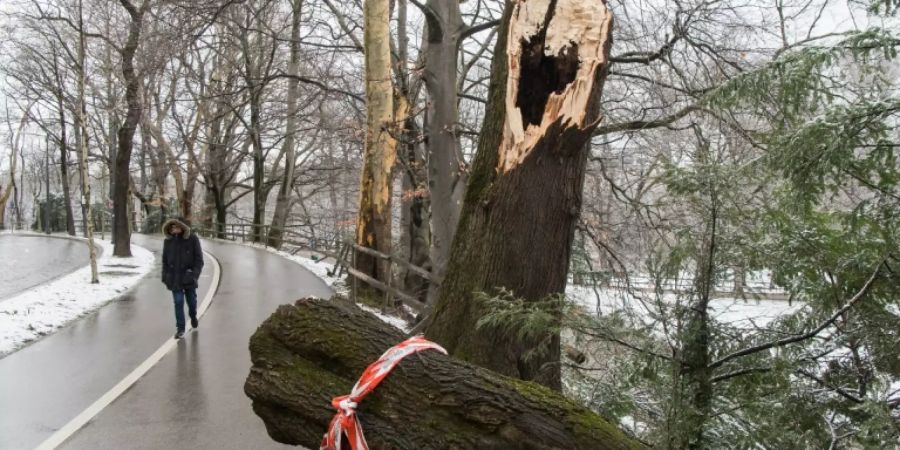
[
  {"left": 0, "top": 236, "right": 154, "bottom": 357},
  {"left": 565, "top": 284, "right": 805, "bottom": 329}
]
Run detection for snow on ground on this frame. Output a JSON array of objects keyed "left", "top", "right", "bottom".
[
  {"left": 258, "top": 244, "right": 412, "bottom": 331},
  {"left": 565, "top": 284, "right": 805, "bottom": 329},
  {"left": 0, "top": 236, "right": 154, "bottom": 357}
]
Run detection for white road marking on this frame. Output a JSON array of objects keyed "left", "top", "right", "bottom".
[{"left": 35, "top": 249, "right": 222, "bottom": 450}]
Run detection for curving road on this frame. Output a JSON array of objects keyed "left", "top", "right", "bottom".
[
  {"left": 0, "top": 235, "right": 99, "bottom": 301},
  {"left": 0, "top": 235, "right": 332, "bottom": 449}
]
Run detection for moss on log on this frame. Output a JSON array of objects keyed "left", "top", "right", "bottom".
[{"left": 245, "top": 298, "right": 645, "bottom": 449}]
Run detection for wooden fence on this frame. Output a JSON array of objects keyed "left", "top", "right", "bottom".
[{"left": 193, "top": 222, "right": 437, "bottom": 315}]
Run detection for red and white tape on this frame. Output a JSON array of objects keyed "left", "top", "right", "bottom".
[{"left": 320, "top": 335, "right": 447, "bottom": 450}]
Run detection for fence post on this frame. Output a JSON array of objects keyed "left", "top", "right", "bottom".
[
  {"left": 383, "top": 260, "right": 392, "bottom": 314},
  {"left": 351, "top": 243, "right": 358, "bottom": 304}
]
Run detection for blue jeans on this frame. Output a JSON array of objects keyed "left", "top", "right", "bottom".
[{"left": 172, "top": 289, "right": 198, "bottom": 332}]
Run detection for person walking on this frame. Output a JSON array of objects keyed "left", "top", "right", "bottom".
[{"left": 161, "top": 216, "right": 204, "bottom": 339}]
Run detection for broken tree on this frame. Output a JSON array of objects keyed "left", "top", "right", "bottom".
[
  {"left": 423, "top": 0, "right": 614, "bottom": 390},
  {"left": 245, "top": 298, "right": 644, "bottom": 450},
  {"left": 354, "top": 0, "right": 405, "bottom": 283}
]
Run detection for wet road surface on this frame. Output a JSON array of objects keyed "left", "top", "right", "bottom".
[
  {"left": 0, "top": 235, "right": 332, "bottom": 449},
  {"left": 0, "top": 235, "right": 98, "bottom": 301},
  {"left": 61, "top": 238, "right": 332, "bottom": 449},
  {"left": 0, "top": 235, "right": 211, "bottom": 449}
]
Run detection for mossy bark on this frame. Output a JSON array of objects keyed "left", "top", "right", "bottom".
[
  {"left": 423, "top": 0, "right": 614, "bottom": 390},
  {"left": 245, "top": 298, "right": 645, "bottom": 450}
]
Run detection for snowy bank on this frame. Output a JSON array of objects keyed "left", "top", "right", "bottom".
[{"left": 0, "top": 236, "right": 154, "bottom": 357}]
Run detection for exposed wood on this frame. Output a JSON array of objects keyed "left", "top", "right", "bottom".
[
  {"left": 245, "top": 298, "right": 645, "bottom": 450},
  {"left": 497, "top": 0, "right": 613, "bottom": 173},
  {"left": 355, "top": 0, "right": 402, "bottom": 283}
]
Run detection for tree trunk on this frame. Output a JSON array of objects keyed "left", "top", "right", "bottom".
[
  {"left": 0, "top": 183, "right": 10, "bottom": 231},
  {"left": 58, "top": 115, "right": 76, "bottom": 236},
  {"left": 267, "top": 0, "right": 304, "bottom": 249},
  {"left": 51, "top": 47, "right": 77, "bottom": 236},
  {"left": 422, "top": 0, "right": 468, "bottom": 306},
  {"left": 245, "top": 298, "right": 644, "bottom": 450},
  {"left": 667, "top": 167, "right": 717, "bottom": 450},
  {"left": 423, "top": 0, "right": 614, "bottom": 391},
  {"left": 13, "top": 150, "right": 23, "bottom": 229},
  {"left": 0, "top": 154, "right": 15, "bottom": 231},
  {"left": 113, "top": 0, "right": 149, "bottom": 257},
  {"left": 77, "top": 0, "right": 99, "bottom": 283},
  {"left": 400, "top": 118, "right": 431, "bottom": 301},
  {"left": 355, "top": 0, "right": 400, "bottom": 283},
  {"left": 1, "top": 104, "right": 31, "bottom": 230},
  {"left": 238, "top": 15, "right": 269, "bottom": 244}
]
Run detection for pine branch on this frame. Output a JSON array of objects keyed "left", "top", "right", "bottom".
[{"left": 708, "top": 262, "right": 884, "bottom": 370}]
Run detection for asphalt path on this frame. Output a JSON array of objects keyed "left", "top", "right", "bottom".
[
  {"left": 0, "top": 234, "right": 99, "bottom": 301},
  {"left": 0, "top": 235, "right": 332, "bottom": 449}
]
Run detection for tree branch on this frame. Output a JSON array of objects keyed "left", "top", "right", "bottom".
[
  {"left": 709, "top": 262, "right": 884, "bottom": 370},
  {"left": 461, "top": 19, "right": 501, "bottom": 41},
  {"left": 265, "top": 73, "right": 364, "bottom": 104},
  {"left": 594, "top": 104, "right": 699, "bottom": 135},
  {"left": 408, "top": 0, "right": 442, "bottom": 41},
  {"left": 796, "top": 369, "right": 864, "bottom": 404},
  {"left": 610, "top": 30, "right": 681, "bottom": 65}
]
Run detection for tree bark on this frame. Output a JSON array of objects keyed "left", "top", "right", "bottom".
[
  {"left": 267, "top": 0, "right": 304, "bottom": 249},
  {"left": 399, "top": 117, "right": 431, "bottom": 300},
  {"left": 1, "top": 102, "right": 33, "bottom": 230},
  {"left": 245, "top": 297, "right": 645, "bottom": 450},
  {"left": 237, "top": 7, "right": 273, "bottom": 244},
  {"left": 113, "top": 0, "right": 149, "bottom": 257},
  {"left": 50, "top": 47, "right": 76, "bottom": 236},
  {"left": 422, "top": 0, "right": 468, "bottom": 306},
  {"left": 666, "top": 144, "right": 717, "bottom": 450},
  {"left": 77, "top": 0, "right": 99, "bottom": 283},
  {"left": 355, "top": 0, "right": 401, "bottom": 283},
  {"left": 423, "top": 0, "right": 614, "bottom": 391}
]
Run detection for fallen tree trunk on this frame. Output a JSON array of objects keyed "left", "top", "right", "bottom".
[{"left": 245, "top": 298, "right": 645, "bottom": 450}]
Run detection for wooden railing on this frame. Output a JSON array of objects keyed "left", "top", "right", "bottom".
[{"left": 193, "top": 223, "right": 436, "bottom": 315}]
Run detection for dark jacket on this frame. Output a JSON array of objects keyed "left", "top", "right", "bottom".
[{"left": 161, "top": 217, "right": 204, "bottom": 291}]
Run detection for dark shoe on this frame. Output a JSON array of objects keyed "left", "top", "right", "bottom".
[
  {"left": 175, "top": 330, "right": 185, "bottom": 339},
  {"left": 190, "top": 317, "right": 198, "bottom": 329}
]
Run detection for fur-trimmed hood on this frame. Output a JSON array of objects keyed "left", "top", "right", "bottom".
[{"left": 162, "top": 217, "right": 192, "bottom": 239}]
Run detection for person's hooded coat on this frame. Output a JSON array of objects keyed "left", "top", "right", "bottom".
[{"left": 161, "top": 217, "right": 204, "bottom": 291}]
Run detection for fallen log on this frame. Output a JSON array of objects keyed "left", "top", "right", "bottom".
[{"left": 245, "top": 297, "right": 645, "bottom": 449}]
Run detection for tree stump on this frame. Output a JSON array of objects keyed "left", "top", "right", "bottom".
[{"left": 245, "top": 297, "right": 645, "bottom": 450}]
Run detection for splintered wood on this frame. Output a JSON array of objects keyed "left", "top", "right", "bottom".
[{"left": 498, "top": 0, "right": 612, "bottom": 173}]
